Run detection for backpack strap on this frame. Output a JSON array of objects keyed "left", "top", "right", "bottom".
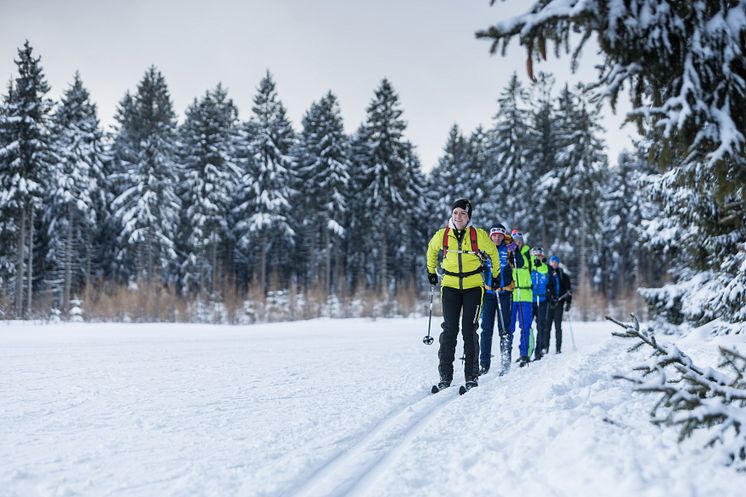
[
  {"left": 442, "top": 226, "right": 450, "bottom": 258},
  {"left": 469, "top": 226, "right": 478, "bottom": 254}
]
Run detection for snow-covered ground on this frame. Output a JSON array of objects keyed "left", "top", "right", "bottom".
[{"left": 1, "top": 318, "right": 744, "bottom": 497}]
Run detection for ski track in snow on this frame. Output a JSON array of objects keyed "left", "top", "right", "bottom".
[
  {"left": 284, "top": 370, "right": 508, "bottom": 497},
  {"left": 1, "top": 318, "right": 744, "bottom": 497}
]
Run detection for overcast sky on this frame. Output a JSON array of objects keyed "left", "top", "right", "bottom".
[{"left": 1, "top": 0, "right": 637, "bottom": 171}]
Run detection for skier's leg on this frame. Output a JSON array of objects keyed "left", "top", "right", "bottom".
[
  {"left": 509, "top": 300, "right": 519, "bottom": 359},
  {"left": 479, "top": 292, "right": 497, "bottom": 370},
  {"left": 498, "top": 292, "right": 513, "bottom": 369},
  {"left": 537, "top": 300, "right": 548, "bottom": 357},
  {"left": 518, "top": 302, "right": 533, "bottom": 358},
  {"left": 462, "top": 287, "right": 483, "bottom": 381},
  {"left": 545, "top": 304, "right": 553, "bottom": 354},
  {"left": 555, "top": 305, "right": 564, "bottom": 353},
  {"left": 438, "top": 287, "right": 462, "bottom": 383}
]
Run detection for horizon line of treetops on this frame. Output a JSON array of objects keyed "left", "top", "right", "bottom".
[{"left": 1, "top": 40, "right": 663, "bottom": 319}]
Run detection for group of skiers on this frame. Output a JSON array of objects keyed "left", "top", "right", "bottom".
[{"left": 426, "top": 198, "right": 572, "bottom": 393}]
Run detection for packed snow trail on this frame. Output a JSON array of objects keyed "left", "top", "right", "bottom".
[{"left": 0, "top": 319, "right": 743, "bottom": 497}]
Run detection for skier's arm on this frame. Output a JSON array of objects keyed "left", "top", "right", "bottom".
[
  {"left": 479, "top": 230, "right": 500, "bottom": 279},
  {"left": 501, "top": 265, "right": 514, "bottom": 291},
  {"left": 513, "top": 249, "right": 525, "bottom": 269},
  {"left": 564, "top": 272, "right": 572, "bottom": 306},
  {"left": 426, "top": 230, "right": 444, "bottom": 274}
]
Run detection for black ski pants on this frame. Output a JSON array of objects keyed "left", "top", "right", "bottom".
[
  {"left": 533, "top": 300, "right": 550, "bottom": 357},
  {"left": 439, "top": 286, "right": 483, "bottom": 383},
  {"left": 549, "top": 304, "right": 565, "bottom": 353}
]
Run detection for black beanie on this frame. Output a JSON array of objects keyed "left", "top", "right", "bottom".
[{"left": 451, "top": 198, "right": 472, "bottom": 218}]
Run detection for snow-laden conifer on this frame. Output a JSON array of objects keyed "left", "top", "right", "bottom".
[
  {"left": 233, "top": 72, "right": 296, "bottom": 293},
  {"left": 551, "top": 84, "right": 608, "bottom": 304},
  {"left": 44, "top": 72, "right": 107, "bottom": 314},
  {"left": 297, "top": 91, "right": 350, "bottom": 294},
  {"left": 178, "top": 84, "right": 240, "bottom": 294},
  {"left": 0, "top": 41, "right": 53, "bottom": 317},
  {"left": 478, "top": 0, "right": 746, "bottom": 202},
  {"left": 356, "top": 79, "right": 420, "bottom": 294},
  {"left": 488, "top": 72, "right": 532, "bottom": 232},
  {"left": 427, "top": 124, "right": 469, "bottom": 228},
  {"left": 110, "top": 66, "right": 181, "bottom": 285}
]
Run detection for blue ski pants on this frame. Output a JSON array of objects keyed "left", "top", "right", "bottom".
[{"left": 510, "top": 301, "right": 534, "bottom": 358}]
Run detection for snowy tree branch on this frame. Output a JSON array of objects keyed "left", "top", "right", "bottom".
[
  {"left": 607, "top": 314, "right": 746, "bottom": 470},
  {"left": 478, "top": 1, "right": 746, "bottom": 200}
]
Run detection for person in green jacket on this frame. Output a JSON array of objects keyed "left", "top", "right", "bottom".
[
  {"left": 508, "top": 231, "right": 533, "bottom": 368},
  {"left": 426, "top": 198, "right": 499, "bottom": 392}
]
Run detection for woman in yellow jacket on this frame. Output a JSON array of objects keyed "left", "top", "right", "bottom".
[{"left": 427, "top": 199, "right": 499, "bottom": 393}]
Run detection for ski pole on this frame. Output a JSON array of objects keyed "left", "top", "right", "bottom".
[
  {"left": 567, "top": 308, "right": 577, "bottom": 351},
  {"left": 423, "top": 283, "right": 435, "bottom": 345},
  {"left": 544, "top": 293, "right": 551, "bottom": 354}
]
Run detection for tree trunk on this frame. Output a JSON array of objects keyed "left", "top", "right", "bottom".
[
  {"left": 380, "top": 228, "right": 388, "bottom": 296},
  {"left": 210, "top": 234, "right": 218, "bottom": 295},
  {"left": 64, "top": 204, "right": 73, "bottom": 316},
  {"left": 15, "top": 207, "right": 26, "bottom": 318},
  {"left": 579, "top": 193, "right": 588, "bottom": 321},
  {"left": 84, "top": 227, "right": 92, "bottom": 290},
  {"left": 259, "top": 231, "right": 267, "bottom": 294},
  {"left": 26, "top": 206, "right": 34, "bottom": 317},
  {"left": 323, "top": 228, "right": 331, "bottom": 295}
]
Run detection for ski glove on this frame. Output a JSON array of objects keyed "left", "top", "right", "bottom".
[
  {"left": 428, "top": 272, "right": 438, "bottom": 286},
  {"left": 506, "top": 242, "right": 517, "bottom": 252},
  {"left": 565, "top": 303, "right": 571, "bottom": 312},
  {"left": 534, "top": 258, "right": 542, "bottom": 267}
]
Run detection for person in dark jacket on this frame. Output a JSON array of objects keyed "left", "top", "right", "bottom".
[
  {"left": 547, "top": 255, "right": 572, "bottom": 354},
  {"left": 479, "top": 224, "right": 513, "bottom": 376}
]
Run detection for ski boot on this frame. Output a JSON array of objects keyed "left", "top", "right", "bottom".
[{"left": 431, "top": 379, "right": 451, "bottom": 394}]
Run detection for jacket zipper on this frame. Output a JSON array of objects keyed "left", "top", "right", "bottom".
[{"left": 457, "top": 231, "right": 463, "bottom": 290}]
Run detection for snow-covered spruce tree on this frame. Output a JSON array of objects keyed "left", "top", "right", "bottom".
[
  {"left": 342, "top": 126, "right": 371, "bottom": 293},
  {"left": 44, "top": 72, "right": 107, "bottom": 315},
  {"left": 464, "top": 125, "right": 492, "bottom": 225},
  {"left": 297, "top": 91, "right": 350, "bottom": 295},
  {"left": 233, "top": 72, "right": 296, "bottom": 294},
  {"left": 177, "top": 84, "right": 240, "bottom": 295},
  {"left": 0, "top": 80, "right": 16, "bottom": 311},
  {"left": 395, "top": 141, "right": 428, "bottom": 293},
  {"left": 551, "top": 84, "right": 608, "bottom": 307},
  {"left": 524, "top": 72, "right": 559, "bottom": 245},
  {"left": 599, "top": 151, "right": 644, "bottom": 304},
  {"left": 426, "top": 124, "right": 469, "bottom": 229},
  {"left": 599, "top": 149, "right": 666, "bottom": 312},
  {"left": 487, "top": 72, "right": 533, "bottom": 233},
  {"left": 638, "top": 135, "right": 746, "bottom": 331},
  {"left": 478, "top": 0, "right": 746, "bottom": 330},
  {"left": 0, "top": 41, "right": 53, "bottom": 318},
  {"left": 608, "top": 315, "right": 746, "bottom": 470},
  {"left": 355, "top": 79, "right": 422, "bottom": 294},
  {"left": 110, "top": 66, "right": 181, "bottom": 287}
]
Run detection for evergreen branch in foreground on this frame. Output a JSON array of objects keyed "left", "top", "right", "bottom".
[{"left": 607, "top": 315, "right": 746, "bottom": 470}]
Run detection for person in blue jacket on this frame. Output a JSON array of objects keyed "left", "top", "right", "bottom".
[
  {"left": 479, "top": 224, "right": 514, "bottom": 376},
  {"left": 530, "top": 247, "right": 550, "bottom": 360}
]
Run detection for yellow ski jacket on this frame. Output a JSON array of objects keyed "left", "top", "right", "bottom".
[{"left": 427, "top": 223, "right": 499, "bottom": 291}]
